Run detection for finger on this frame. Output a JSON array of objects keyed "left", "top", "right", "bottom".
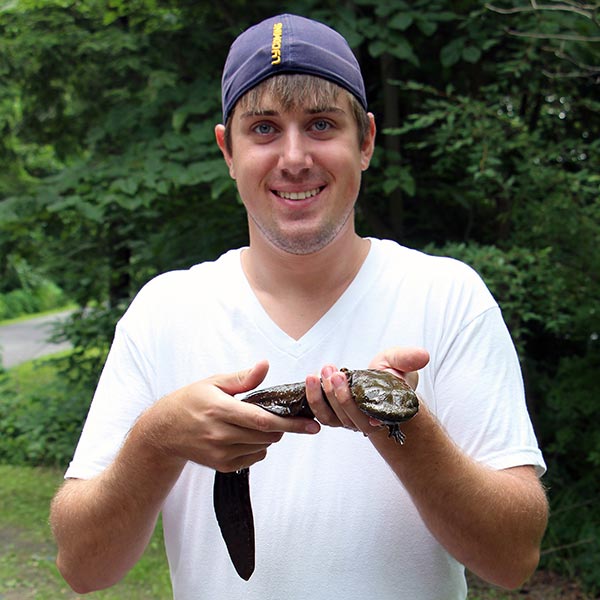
[
  {"left": 368, "top": 347, "right": 429, "bottom": 391},
  {"left": 329, "top": 371, "right": 370, "bottom": 431},
  {"left": 209, "top": 416, "right": 287, "bottom": 446},
  {"left": 209, "top": 443, "right": 271, "bottom": 473},
  {"left": 230, "top": 399, "right": 321, "bottom": 435},
  {"left": 405, "top": 370, "right": 419, "bottom": 391},
  {"left": 221, "top": 445, "right": 270, "bottom": 472},
  {"left": 317, "top": 367, "right": 350, "bottom": 428},
  {"left": 305, "top": 372, "right": 341, "bottom": 426},
  {"left": 369, "top": 346, "right": 429, "bottom": 373},
  {"left": 213, "top": 360, "right": 270, "bottom": 396}
]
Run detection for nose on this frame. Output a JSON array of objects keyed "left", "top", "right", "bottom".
[{"left": 278, "top": 128, "right": 313, "bottom": 175}]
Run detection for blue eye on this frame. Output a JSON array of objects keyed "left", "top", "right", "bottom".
[
  {"left": 312, "top": 120, "right": 330, "bottom": 132},
  {"left": 254, "top": 123, "right": 274, "bottom": 135}
]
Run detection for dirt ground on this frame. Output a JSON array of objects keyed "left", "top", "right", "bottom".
[{"left": 468, "top": 570, "right": 598, "bottom": 599}]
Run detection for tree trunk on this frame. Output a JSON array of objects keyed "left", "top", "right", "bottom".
[
  {"left": 380, "top": 52, "right": 404, "bottom": 240},
  {"left": 107, "top": 215, "right": 131, "bottom": 309}
]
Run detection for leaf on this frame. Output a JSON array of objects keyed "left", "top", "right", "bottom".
[
  {"left": 382, "top": 178, "right": 398, "bottom": 195},
  {"left": 462, "top": 46, "right": 481, "bottom": 64},
  {"left": 368, "top": 40, "right": 387, "bottom": 58},
  {"left": 389, "top": 13, "right": 413, "bottom": 31},
  {"left": 155, "top": 180, "right": 170, "bottom": 195},
  {"left": 77, "top": 201, "right": 104, "bottom": 223},
  {"left": 110, "top": 177, "right": 139, "bottom": 196},
  {"left": 374, "top": 1, "right": 409, "bottom": 19},
  {"left": 416, "top": 19, "right": 438, "bottom": 37},
  {"left": 389, "top": 38, "right": 419, "bottom": 65},
  {"left": 400, "top": 172, "right": 416, "bottom": 196},
  {"left": 162, "top": 162, "right": 187, "bottom": 183},
  {"left": 172, "top": 110, "right": 187, "bottom": 133},
  {"left": 431, "top": 11, "right": 458, "bottom": 23},
  {"left": 440, "top": 38, "right": 464, "bottom": 67}
]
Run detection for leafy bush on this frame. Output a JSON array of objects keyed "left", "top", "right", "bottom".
[
  {"left": 0, "top": 254, "right": 69, "bottom": 321},
  {"left": 423, "top": 242, "right": 577, "bottom": 356},
  {"left": 537, "top": 350, "right": 600, "bottom": 592},
  {"left": 426, "top": 242, "right": 600, "bottom": 592},
  {"left": 0, "top": 282, "right": 67, "bottom": 321},
  {"left": 542, "top": 486, "right": 600, "bottom": 593},
  {"left": 0, "top": 289, "right": 36, "bottom": 318},
  {"left": 0, "top": 356, "right": 93, "bottom": 467}
]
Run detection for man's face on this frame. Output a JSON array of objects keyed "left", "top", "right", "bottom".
[{"left": 216, "top": 88, "right": 375, "bottom": 255}]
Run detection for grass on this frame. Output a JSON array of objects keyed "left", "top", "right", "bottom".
[
  {"left": 0, "top": 465, "right": 172, "bottom": 599},
  {"left": 0, "top": 345, "right": 172, "bottom": 598},
  {"left": 5, "top": 352, "right": 66, "bottom": 393}
]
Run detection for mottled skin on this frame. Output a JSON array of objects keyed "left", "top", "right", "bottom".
[
  {"left": 214, "top": 368, "right": 419, "bottom": 580},
  {"left": 243, "top": 368, "right": 419, "bottom": 443}
]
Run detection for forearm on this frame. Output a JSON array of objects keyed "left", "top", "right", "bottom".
[
  {"left": 370, "top": 404, "right": 548, "bottom": 589},
  {"left": 51, "top": 362, "right": 317, "bottom": 593},
  {"left": 50, "top": 409, "right": 185, "bottom": 593}
]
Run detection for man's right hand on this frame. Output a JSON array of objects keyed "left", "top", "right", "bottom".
[{"left": 142, "top": 360, "right": 321, "bottom": 472}]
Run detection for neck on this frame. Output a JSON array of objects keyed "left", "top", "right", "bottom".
[
  {"left": 242, "top": 227, "right": 369, "bottom": 296},
  {"left": 241, "top": 227, "right": 370, "bottom": 340}
]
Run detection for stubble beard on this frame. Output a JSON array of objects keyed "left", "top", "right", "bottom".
[{"left": 249, "top": 206, "right": 355, "bottom": 256}]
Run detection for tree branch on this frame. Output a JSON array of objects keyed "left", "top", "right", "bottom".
[
  {"left": 543, "top": 44, "right": 600, "bottom": 72},
  {"left": 485, "top": 1, "right": 599, "bottom": 19},
  {"left": 506, "top": 28, "right": 600, "bottom": 41},
  {"left": 548, "top": 0, "right": 599, "bottom": 9},
  {"left": 541, "top": 537, "right": 595, "bottom": 555},
  {"left": 542, "top": 68, "right": 600, "bottom": 81}
]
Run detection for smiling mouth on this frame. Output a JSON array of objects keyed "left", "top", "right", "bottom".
[{"left": 274, "top": 186, "right": 324, "bottom": 201}]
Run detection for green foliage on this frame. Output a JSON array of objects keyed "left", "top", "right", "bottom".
[
  {"left": 542, "top": 484, "right": 600, "bottom": 593},
  {"left": 544, "top": 352, "right": 600, "bottom": 473},
  {"left": 0, "top": 255, "right": 68, "bottom": 319},
  {"left": 0, "top": 283, "right": 67, "bottom": 320},
  {"left": 1, "top": 0, "right": 599, "bottom": 591},
  {"left": 0, "top": 356, "right": 93, "bottom": 467},
  {"left": 1, "top": 0, "right": 249, "bottom": 314},
  {"left": 423, "top": 243, "right": 575, "bottom": 355}
]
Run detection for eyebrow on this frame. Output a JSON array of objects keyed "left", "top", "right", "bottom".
[
  {"left": 240, "top": 109, "right": 278, "bottom": 119},
  {"left": 239, "top": 106, "right": 346, "bottom": 119}
]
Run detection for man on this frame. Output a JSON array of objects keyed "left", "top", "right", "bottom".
[{"left": 50, "top": 14, "right": 548, "bottom": 600}]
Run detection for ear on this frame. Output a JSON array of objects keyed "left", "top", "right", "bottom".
[
  {"left": 215, "top": 124, "right": 236, "bottom": 179},
  {"left": 360, "top": 113, "right": 377, "bottom": 171}
]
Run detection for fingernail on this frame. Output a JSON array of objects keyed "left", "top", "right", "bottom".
[
  {"left": 306, "top": 376, "right": 320, "bottom": 391},
  {"left": 305, "top": 421, "right": 320, "bottom": 434},
  {"left": 331, "top": 372, "right": 346, "bottom": 387},
  {"left": 322, "top": 365, "right": 334, "bottom": 379}
]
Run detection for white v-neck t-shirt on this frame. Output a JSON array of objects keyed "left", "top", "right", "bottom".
[{"left": 66, "top": 238, "right": 545, "bottom": 599}]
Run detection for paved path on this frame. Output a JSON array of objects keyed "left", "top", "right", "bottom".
[{"left": 0, "top": 311, "right": 73, "bottom": 369}]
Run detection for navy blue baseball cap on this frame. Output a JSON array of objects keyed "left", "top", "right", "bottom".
[{"left": 221, "top": 14, "right": 367, "bottom": 123}]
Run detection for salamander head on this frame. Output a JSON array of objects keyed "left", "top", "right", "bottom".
[{"left": 343, "top": 368, "right": 419, "bottom": 424}]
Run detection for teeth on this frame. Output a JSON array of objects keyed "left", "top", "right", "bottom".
[{"left": 276, "top": 187, "right": 321, "bottom": 200}]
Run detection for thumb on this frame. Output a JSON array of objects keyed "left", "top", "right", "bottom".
[
  {"left": 215, "top": 360, "right": 270, "bottom": 396},
  {"left": 369, "top": 346, "right": 430, "bottom": 375}
]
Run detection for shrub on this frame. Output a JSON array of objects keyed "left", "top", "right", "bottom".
[
  {"left": 426, "top": 241, "right": 600, "bottom": 592},
  {"left": 0, "top": 289, "right": 37, "bottom": 319},
  {"left": 538, "top": 350, "right": 600, "bottom": 592},
  {"left": 0, "top": 283, "right": 68, "bottom": 321},
  {"left": 0, "top": 356, "right": 93, "bottom": 467}
]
